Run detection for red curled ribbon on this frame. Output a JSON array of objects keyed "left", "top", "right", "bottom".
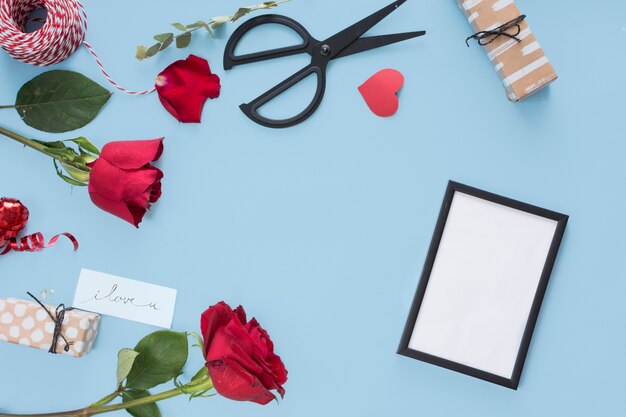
[
  {"left": 0, "top": 197, "right": 78, "bottom": 255},
  {"left": 1, "top": 232, "right": 79, "bottom": 255}
]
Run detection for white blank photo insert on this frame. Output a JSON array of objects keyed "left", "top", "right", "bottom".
[{"left": 408, "top": 191, "right": 558, "bottom": 379}]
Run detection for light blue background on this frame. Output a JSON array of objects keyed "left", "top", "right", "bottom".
[{"left": 0, "top": 0, "right": 624, "bottom": 416}]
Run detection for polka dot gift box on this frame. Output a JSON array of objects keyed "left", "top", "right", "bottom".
[{"left": 0, "top": 298, "right": 100, "bottom": 358}]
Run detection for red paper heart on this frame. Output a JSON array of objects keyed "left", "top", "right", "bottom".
[{"left": 358, "top": 69, "right": 404, "bottom": 117}]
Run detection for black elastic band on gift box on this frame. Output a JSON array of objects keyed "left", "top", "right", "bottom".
[
  {"left": 465, "top": 15, "right": 526, "bottom": 47},
  {"left": 26, "top": 292, "right": 75, "bottom": 354}
]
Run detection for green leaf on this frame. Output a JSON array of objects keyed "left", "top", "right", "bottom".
[
  {"left": 189, "top": 366, "right": 210, "bottom": 385},
  {"left": 33, "top": 139, "right": 67, "bottom": 149},
  {"left": 135, "top": 46, "right": 148, "bottom": 61},
  {"left": 230, "top": 1, "right": 281, "bottom": 22},
  {"left": 185, "top": 21, "right": 207, "bottom": 29},
  {"left": 69, "top": 136, "right": 100, "bottom": 155},
  {"left": 210, "top": 16, "right": 229, "bottom": 28},
  {"left": 61, "top": 162, "right": 90, "bottom": 183},
  {"left": 153, "top": 33, "right": 173, "bottom": 42},
  {"left": 53, "top": 160, "right": 87, "bottom": 187},
  {"left": 14, "top": 70, "right": 111, "bottom": 133},
  {"left": 126, "top": 331, "right": 188, "bottom": 390},
  {"left": 122, "top": 389, "right": 162, "bottom": 417},
  {"left": 176, "top": 366, "right": 209, "bottom": 393},
  {"left": 188, "top": 331, "right": 204, "bottom": 350},
  {"left": 159, "top": 37, "right": 173, "bottom": 51},
  {"left": 117, "top": 348, "right": 141, "bottom": 387},
  {"left": 79, "top": 150, "right": 98, "bottom": 164},
  {"left": 171, "top": 23, "right": 186, "bottom": 31},
  {"left": 44, "top": 147, "right": 75, "bottom": 158},
  {"left": 204, "top": 25, "right": 215, "bottom": 39},
  {"left": 174, "top": 366, "right": 214, "bottom": 401},
  {"left": 145, "top": 44, "right": 161, "bottom": 58},
  {"left": 35, "top": 140, "right": 81, "bottom": 163},
  {"left": 231, "top": 8, "right": 251, "bottom": 22},
  {"left": 176, "top": 32, "right": 192, "bottom": 48}
]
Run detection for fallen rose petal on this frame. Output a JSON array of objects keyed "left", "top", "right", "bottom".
[{"left": 156, "top": 54, "right": 221, "bottom": 123}]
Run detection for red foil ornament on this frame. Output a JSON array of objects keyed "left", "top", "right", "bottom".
[
  {"left": 0, "top": 197, "right": 78, "bottom": 255},
  {"left": 0, "top": 198, "right": 29, "bottom": 247}
]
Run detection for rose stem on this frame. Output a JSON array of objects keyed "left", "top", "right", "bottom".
[
  {"left": 93, "top": 388, "right": 184, "bottom": 415},
  {"left": 88, "top": 391, "right": 121, "bottom": 408},
  {"left": 0, "top": 379, "right": 214, "bottom": 417},
  {"left": 0, "top": 389, "right": 181, "bottom": 417},
  {"left": 0, "top": 127, "right": 61, "bottom": 160}
]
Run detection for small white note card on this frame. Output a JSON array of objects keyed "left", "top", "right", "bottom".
[{"left": 73, "top": 269, "right": 177, "bottom": 328}]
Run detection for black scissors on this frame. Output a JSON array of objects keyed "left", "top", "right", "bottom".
[{"left": 223, "top": 0, "right": 425, "bottom": 128}]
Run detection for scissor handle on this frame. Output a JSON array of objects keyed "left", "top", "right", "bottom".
[
  {"left": 240, "top": 63, "right": 327, "bottom": 128},
  {"left": 224, "top": 14, "right": 316, "bottom": 70}
]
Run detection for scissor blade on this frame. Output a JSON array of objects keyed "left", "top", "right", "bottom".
[
  {"left": 334, "top": 31, "right": 425, "bottom": 59},
  {"left": 323, "top": 0, "right": 407, "bottom": 58}
]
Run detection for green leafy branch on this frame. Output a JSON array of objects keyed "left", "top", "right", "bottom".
[{"left": 136, "top": 1, "right": 290, "bottom": 61}]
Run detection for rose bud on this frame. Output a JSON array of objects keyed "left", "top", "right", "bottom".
[
  {"left": 155, "top": 54, "right": 221, "bottom": 123},
  {"left": 201, "top": 302, "right": 287, "bottom": 405},
  {"left": 87, "top": 138, "right": 164, "bottom": 228}
]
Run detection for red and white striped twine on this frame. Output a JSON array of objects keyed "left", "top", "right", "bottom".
[{"left": 0, "top": 0, "right": 154, "bottom": 94}]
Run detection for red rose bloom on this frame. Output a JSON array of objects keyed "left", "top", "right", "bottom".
[
  {"left": 201, "top": 302, "right": 287, "bottom": 405},
  {"left": 87, "top": 138, "right": 164, "bottom": 227},
  {"left": 155, "top": 54, "right": 221, "bottom": 123},
  {"left": 0, "top": 198, "right": 29, "bottom": 247}
]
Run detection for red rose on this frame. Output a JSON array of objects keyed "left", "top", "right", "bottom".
[
  {"left": 0, "top": 198, "right": 29, "bottom": 247},
  {"left": 201, "top": 302, "right": 287, "bottom": 405},
  {"left": 87, "top": 138, "right": 164, "bottom": 227},
  {"left": 155, "top": 55, "right": 221, "bottom": 123}
]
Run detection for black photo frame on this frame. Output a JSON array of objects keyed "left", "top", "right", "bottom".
[{"left": 398, "top": 181, "right": 568, "bottom": 389}]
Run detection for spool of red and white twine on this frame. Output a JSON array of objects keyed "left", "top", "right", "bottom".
[{"left": 0, "top": 0, "right": 154, "bottom": 94}]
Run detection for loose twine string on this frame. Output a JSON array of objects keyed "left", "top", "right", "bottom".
[
  {"left": 0, "top": 0, "right": 154, "bottom": 94},
  {"left": 465, "top": 15, "right": 526, "bottom": 47}
]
